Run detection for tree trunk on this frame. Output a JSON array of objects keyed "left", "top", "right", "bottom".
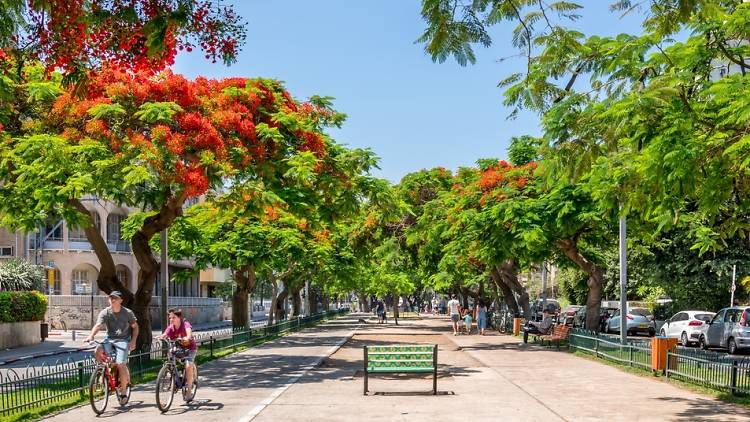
[
  {"left": 231, "top": 265, "right": 256, "bottom": 329},
  {"left": 128, "top": 191, "right": 186, "bottom": 350},
  {"left": 497, "top": 259, "right": 530, "bottom": 318},
  {"left": 357, "top": 293, "right": 370, "bottom": 312},
  {"left": 71, "top": 199, "right": 132, "bottom": 305},
  {"left": 556, "top": 239, "right": 604, "bottom": 331},
  {"left": 268, "top": 272, "right": 278, "bottom": 325},
  {"left": 274, "top": 282, "right": 289, "bottom": 321},
  {"left": 490, "top": 266, "right": 519, "bottom": 315},
  {"left": 291, "top": 285, "right": 303, "bottom": 316}
]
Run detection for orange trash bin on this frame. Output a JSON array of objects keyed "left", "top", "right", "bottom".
[
  {"left": 513, "top": 318, "right": 523, "bottom": 336},
  {"left": 652, "top": 337, "right": 678, "bottom": 372}
]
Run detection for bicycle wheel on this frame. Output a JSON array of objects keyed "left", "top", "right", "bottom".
[
  {"left": 182, "top": 364, "right": 198, "bottom": 403},
  {"left": 89, "top": 367, "right": 110, "bottom": 415},
  {"left": 118, "top": 383, "right": 131, "bottom": 406},
  {"left": 155, "top": 365, "right": 176, "bottom": 412}
]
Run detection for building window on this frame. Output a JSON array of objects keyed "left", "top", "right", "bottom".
[
  {"left": 72, "top": 269, "right": 89, "bottom": 295},
  {"left": 0, "top": 246, "right": 12, "bottom": 256},
  {"left": 45, "top": 219, "right": 63, "bottom": 241},
  {"left": 69, "top": 212, "right": 101, "bottom": 242},
  {"left": 116, "top": 268, "right": 129, "bottom": 286},
  {"left": 107, "top": 214, "right": 125, "bottom": 243}
]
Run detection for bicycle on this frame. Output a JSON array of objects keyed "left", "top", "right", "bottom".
[
  {"left": 155, "top": 339, "right": 199, "bottom": 412},
  {"left": 87, "top": 340, "right": 132, "bottom": 415}
]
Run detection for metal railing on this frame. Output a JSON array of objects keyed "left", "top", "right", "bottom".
[
  {"left": 569, "top": 329, "right": 652, "bottom": 371},
  {"left": 666, "top": 347, "right": 750, "bottom": 395},
  {"left": 0, "top": 309, "right": 348, "bottom": 417}
]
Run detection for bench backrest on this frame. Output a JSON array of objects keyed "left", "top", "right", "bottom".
[
  {"left": 552, "top": 325, "right": 571, "bottom": 337},
  {"left": 365, "top": 345, "right": 436, "bottom": 370}
]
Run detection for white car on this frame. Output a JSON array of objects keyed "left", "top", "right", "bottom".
[{"left": 659, "top": 310, "right": 715, "bottom": 346}]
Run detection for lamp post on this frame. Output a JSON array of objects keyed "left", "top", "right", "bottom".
[
  {"left": 160, "top": 229, "right": 168, "bottom": 330},
  {"left": 619, "top": 214, "right": 628, "bottom": 345}
]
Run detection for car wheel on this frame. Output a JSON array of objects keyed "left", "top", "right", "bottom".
[
  {"left": 649, "top": 328, "right": 656, "bottom": 337},
  {"left": 660, "top": 329, "right": 666, "bottom": 337},
  {"left": 729, "top": 338, "right": 738, "bottom": 355},
  {"left": 681, "top": 332, "right": 689, "bottom": 347},
  {"left": 700, "top": 335, "right": 708, "bottom": 350}
]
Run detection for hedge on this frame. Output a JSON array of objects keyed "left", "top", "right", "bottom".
[{"left": 0, "top": 291, "right": 47, "bottom": 323}]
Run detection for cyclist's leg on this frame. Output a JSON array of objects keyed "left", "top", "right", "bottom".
[
  {"left": 111, "top": 340, "right": 130, "bottom": 392},
  {"left": 99, "top": 340, "right": 115, "bottom": 363},
  {"left": 184, "top": 350, "right": 197, "bottom": 393}
]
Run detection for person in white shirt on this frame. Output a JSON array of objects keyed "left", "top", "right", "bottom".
[{"left": 447, "top": 295, "right": 461, "bottom": 335}]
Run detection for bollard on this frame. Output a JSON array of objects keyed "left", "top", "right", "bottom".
[
  {"left": 71, "top": 330, "right": 76, "bottom": 342},
  {"left": 210, "top": 335, "right": 214, "bottom": 358},
  {"left": 78, "top": 362, "right": 85, "bottom": 399},
  {"left": 513, "top": 318, "right": 523, "bottom": 336}
]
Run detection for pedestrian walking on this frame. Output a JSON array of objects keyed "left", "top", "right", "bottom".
[
  {"left": 447, "top": 295, "right": 461, "bottom": 335},
  {"left": 475, "top": 300, "right": 488, "bottom": 336},
  {"left": 463, "top": 306, "right": 473, "bottom": 335}
]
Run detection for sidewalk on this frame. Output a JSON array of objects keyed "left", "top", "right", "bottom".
[
  {"left": 248, "top": 315, "right": 750, "bottom": 422},
  {"left": 45, "top": 314, "right": 359, "bottom": 422}
]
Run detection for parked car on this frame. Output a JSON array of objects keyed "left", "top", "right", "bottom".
[
  {"left": 604, "top": 307, "right": 656, "bottom": 336},
  {"left": 530, "top": 299, "right": 561, "bottom": 321},
  {"left": 574, "top": 306, "right": 619, "bottom": 331},
  {"left": 558, "top": 305, "right": 583, "bottom": 326},
  {"left": 659, "top": 310, "right": 715, "bottom": 346},
  {"left": 699, "top": 307, "right": 750, "bottom": 355}
]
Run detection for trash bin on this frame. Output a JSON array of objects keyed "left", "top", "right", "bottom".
[
  {"left": 652, "top": 336, "right": 678, "bottom": 372},
  {"left": 513, "top": 318, "right": 524, "bottom": 336},
  {"left": 40, "top": 322, "right": 49, "bottom": 342}
]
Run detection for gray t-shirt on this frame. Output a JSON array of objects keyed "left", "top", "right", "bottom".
[{"left": 96, "top": 307, "right": 137, "bottom": 340}]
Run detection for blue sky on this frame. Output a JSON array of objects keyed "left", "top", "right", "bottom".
[{"left": 174, "top": 1, "right": 643, "bottom": 183}]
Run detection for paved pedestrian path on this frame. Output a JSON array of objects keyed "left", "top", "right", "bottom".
[
  {"left": 41, "top": 314, "right": 750, "bottom": 421},
  {"left": 251, "top": 315, "right": 750, "bottom": 422}
]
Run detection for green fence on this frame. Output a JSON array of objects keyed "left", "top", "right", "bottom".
[
  {"left": 569, "top": 329, "right": 652, "bottom": 371},
  {"left": 666, "top": 347, "right": 750, "bottom": 396},
  {"left": 0, "top": 309, "right": 348, "bottom": 418}
]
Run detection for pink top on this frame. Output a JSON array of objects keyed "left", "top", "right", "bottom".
[{"left": 163, "top": 320, "right": 197, "bottom": 351}]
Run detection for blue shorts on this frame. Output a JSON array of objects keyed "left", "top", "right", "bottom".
[{"left": 102, "top": 339, "right": 129, "bottom": 364}]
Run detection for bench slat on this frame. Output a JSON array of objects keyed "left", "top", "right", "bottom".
[{"left": 368, "top": 367, "right": 434, "bottom": 373}]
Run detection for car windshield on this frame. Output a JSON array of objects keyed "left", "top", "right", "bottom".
[
  {"left": 630, "top": 308, "right": 651, "bottom": 317},
  {"left": 694, "top": 313, "right": 714, "bottom": 322}
]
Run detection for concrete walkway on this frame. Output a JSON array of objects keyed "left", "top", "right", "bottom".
[
  {"left": 42, "top": 314, "right": 750, "bottom": 421},
  {"left": 252, "top": 315, "right": 750, "bottom": 422}
]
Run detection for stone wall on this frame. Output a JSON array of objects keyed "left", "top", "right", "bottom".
[{"left": 0, "top": 321, "right": 41, "bottom": 349}]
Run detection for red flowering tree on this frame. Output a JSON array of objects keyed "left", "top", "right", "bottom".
[
  {"left": 1, "top": 0, "right": 245, "bottom": 79},
  {"left": 0, "top": 65, "right": 344, "bottom": 347}
]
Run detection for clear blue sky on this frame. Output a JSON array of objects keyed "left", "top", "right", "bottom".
[{"left": 174, "top": 1, "right": 643, "bottom": 183}]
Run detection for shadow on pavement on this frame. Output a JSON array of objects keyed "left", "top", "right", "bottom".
[{"left": 656, "top": 395, "right": 750, "bottom": 421}]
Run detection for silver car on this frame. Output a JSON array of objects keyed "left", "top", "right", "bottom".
[
  {"left": 699, "top": 307, "right": 750, "bottom": 355},
  {"left": 604, "top": 307, "right": 656, "bottom": 336}
]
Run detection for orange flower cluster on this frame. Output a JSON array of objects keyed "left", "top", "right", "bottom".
[{"left": 48, "top": 69, "right": 329, "bottom": 198}]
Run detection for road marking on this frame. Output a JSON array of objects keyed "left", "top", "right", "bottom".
[{"left": 236, "top": 323, "right": 359, "bottom": 422}]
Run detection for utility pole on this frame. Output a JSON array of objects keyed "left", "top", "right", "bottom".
[
  {"left": 729, "top": 265, "right": 737, "bottom": 306},
  {"left": 619, "top": 215, "right": 628, "bottom": 345},
  {"left": 541, "top": 262, "right": 548, "bottom": 312},
  {"left": 160, "top": 229, "right": 168, "bottom": 331}
]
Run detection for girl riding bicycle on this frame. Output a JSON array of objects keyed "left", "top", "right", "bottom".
[{"left": 159, "top": 308, "right": 197, "bottom": 398}]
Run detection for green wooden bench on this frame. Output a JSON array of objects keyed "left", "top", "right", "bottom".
[{"left": 363, "top": 344, "right": 438, "bottom": 395}]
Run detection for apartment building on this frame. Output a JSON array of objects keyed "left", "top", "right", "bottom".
[{"left": 0, "top": 197, "right": 208, "bottom": 297}]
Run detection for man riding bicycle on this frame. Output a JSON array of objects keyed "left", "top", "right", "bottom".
[
  {"left": 159, "top": 308, "right": 197, "bottom": 398},
  {"left": 83, "top": 291, "right": 139, "bottom": 397}
]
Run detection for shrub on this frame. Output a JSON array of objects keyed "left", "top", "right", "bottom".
[
  {"left": 0, "top": 291, "right": 48, "bottom": 323},
  {"left": 0, "top": 259, "right": 45, "bottom": 291}
]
